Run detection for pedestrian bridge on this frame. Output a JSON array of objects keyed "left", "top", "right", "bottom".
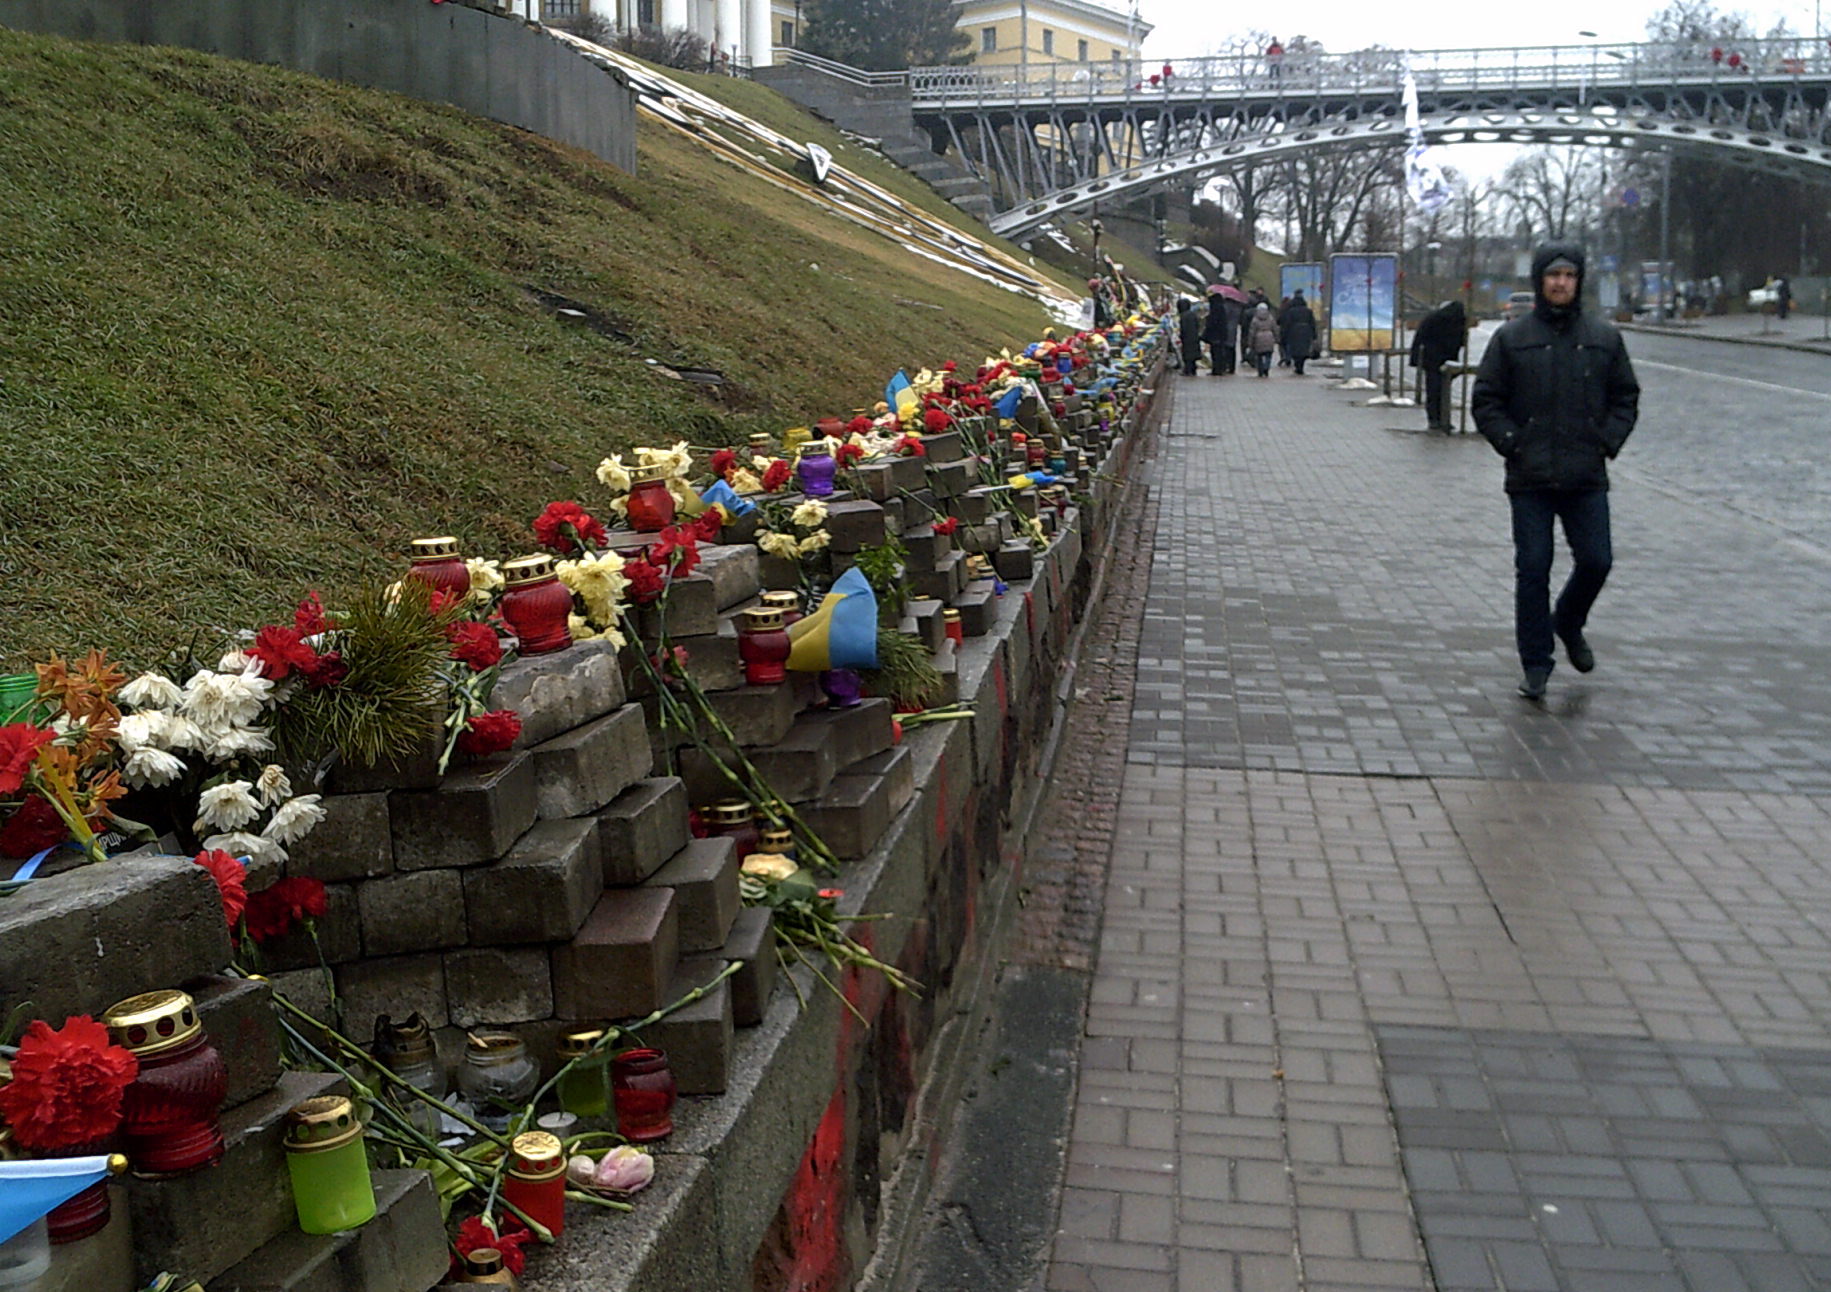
[{"left": 893, "top": 40, "right": 1831, "bottom": 236}]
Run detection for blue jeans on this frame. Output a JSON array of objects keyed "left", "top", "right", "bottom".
[{"left": 1509, "top": 489, "right": 1612, "bottom": 673}]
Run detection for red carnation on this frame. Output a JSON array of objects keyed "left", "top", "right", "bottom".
[
  {"left": 761, "top": 459, "right": 792, "bottom": 493},
  {"left": 623, "top": 559, "right": 665, "bottom": 604},
  {"left": 692, "top": 509, "right": 724, "bottom": 542},
  {"left": 893, "top": 436, "right": 926, "bottom": 458},
  {"left": 453, "top": 1216, "right": 532, "bottom": 1279},
  {"left": 942, "top": 360, "right": 957, "bottom": 372},
  {"left": 710, "top": 448, "right": 738, "bottom": 479},
  {"left": 446, "top": 621, "right": 503, "bottom": 672},
  {"left": 428, "top": 589, "right": 465, "bottom": 618},
  {"left": 650, "top": 526, "right": 701, "bottom": 578},
  {"left": 836, "top": 442, "right": 865, "bottom": 466},
  {"left": 297, "top": 649, "right": 348, "bottom": 689},
  {"left": 0, "top": 723, "right": 56, "bottom": 795},
  {"left": 294, "top": 591, "right": 335, "bottom": 637},
  {"left": 846, "top": 416, "right": 873, "bottom": 436},
  {"left": 0, "top": 794, "right": 68, "bottom": 858},
  {"left": 533, "top": 501, "right": 607, "bottom": 555},
  {"left": 243, "top": 876, "right": 329, "bottom": 946},
  {"left": 457, "top": 710, "right": 522, "bottom": 757},
  {"left": 931, "top": 517, "right": 959, "bottom": 536},
  {"left": 193, "top": 849, "right": 248, "bottom": 931},
  {"left": 0, "top": 1016, "right": 139, "bottom": 1150},
  {"left": 249, "top": 625, "right": 318, "bottom": 682},
  {"left": 1051, "top": 402, "right": 1067, "bottom": 417}
]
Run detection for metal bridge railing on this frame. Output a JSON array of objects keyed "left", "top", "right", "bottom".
[
  {"left": 909, "top": 38, "right": 1830, "bottom": 107},
  {"left": 771, "top": 46, "right": 910, "bottom": 87}
]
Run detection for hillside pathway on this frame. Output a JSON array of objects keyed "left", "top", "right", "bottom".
[{"left": 1044, "top": 348, "right": 1831, "bottom": 1292}]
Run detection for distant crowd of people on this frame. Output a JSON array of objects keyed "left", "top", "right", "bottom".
[{"left": 1175, "top": 286, "right": 1318, "bottom": 379}]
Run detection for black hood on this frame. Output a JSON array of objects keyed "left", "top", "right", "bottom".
[
  {"left": 1531, "top": 241, "right": 1586, "bottom": 321},
  {"left": 1440, "top": 300, "right": 1466, "bottom": 327}
]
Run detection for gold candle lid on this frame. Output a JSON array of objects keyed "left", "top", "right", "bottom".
[
  {"left": 628, "top": 463, "right": 671, "bottom": 485},
  {"left": 101, "top": 989, "right": 201, "bottom": 1057},
  {"left": 759, "top": 591, "right": 801, "bottom": 612},
  {"left": 465, "top": 1030, "right": 526, "bottom": 1058},
  {"left": 557, "top": 1026, "right": 610, "bottom": 1058},
  {"left": 508, "top": 1130, "right": 566, "bottom": 1181},
  {"left": 943, "top": 608, "right": 962, "bottom": 623},
  {"left": 747, "top": 431, "right": 773, "bottom": 446},
  {"left": 739, "top": 607, "right": 785, "bottom": 632},
  {"left": 796, "top": 437, "right": 834, "bottom": 457},
  {"left": 500, "top": 554, "right": 556, "bottom": 587},
  {"left": 707, "top": 800, "right": 754, "bottom": 826},
  {"left": 411, "top": 536, "right": 461, "bottom": 561},
  {"left": 758, "top": 826, "right": 795, "bottom": 851},
  {"left": 285, "top": 1095, "right": 364, "bottom": 1154}
]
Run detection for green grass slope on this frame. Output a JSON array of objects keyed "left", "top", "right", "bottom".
[{"left": 0, "top": 29, "right": 1059, "bottom": 667}]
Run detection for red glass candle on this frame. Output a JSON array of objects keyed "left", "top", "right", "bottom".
[
  {"left": 498, "top": 555, "right": 573, "bottom": 656},
  {"left": 625, "top": 467, "right": 677, "bottom": 533},
  {"left": 43, "top": 1147, "right": 126, "bottom": 1244},
  {"left": 944, "top": 608, "right": 964, "bottom": 646},
  {"left": 737, "top": 607, "right": 791, "bottom": 685},
  {"left": 406, "top": 537, "right": 471, "bottom": 600},
  {"left": 611, "top": 1049, "right": 676, "bottom": 1143},
  {"left": 501, "top": 1130, "right": 567, "bottom": 1238},
  {"left": 704, "top": 800, "right": 760, "bottom": 860},
  {"left": 101, "top": 990, "right": 227, "bottom": 1178}
]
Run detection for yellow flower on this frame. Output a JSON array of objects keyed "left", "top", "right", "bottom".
[
  {"left": 749, "top": 455, "right": 773, "bottom": 475},
  {"left": 596, "top": 454, "right": 631, "bottom": 492},
  {"left": 741, "top": 852, "right": 798, "bottom": 882},
  {"left": 730, "top": 467, "right": 764, "bottom": 493},
  {"left": 797, "top": 530, "right": 831, "bottom": 556},
  {"left": 557, "top": 550, "right": 628, "bottom": 625},
  {"left": 568, "top": 613, "right": 599, "bottom": 642},
  {"left": 757, "top": 531, "right": 801, "bottom": 560},
  {"left": 465, "top": 558, "right": 504, "bottom": 605},
  {"left": 790, "top": 500, "right": 828, "bottom": 529}
]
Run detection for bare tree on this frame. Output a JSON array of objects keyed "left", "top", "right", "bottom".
[
  {"left": 1498, "top": 148, "right": 1608, "bottom": 242},
  {"left": 1262, "top": 147, "right": 1402, "bottom": 261}
]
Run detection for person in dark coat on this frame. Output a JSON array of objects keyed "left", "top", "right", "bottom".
[
  {"left": 1472, "top": 242, "right": 1640, "bottom": 702},
  {"left": 1279, "top": 292, "right": 1318, "bottom": 375},
  {"left": 1775, "top": 275, "right": 1792, "bottom": 320},
  {"left": 1409, "top": 299, "right": 1468, "bottom": 428},
  {"left": 1177, "top": 297, "right": 1204, "bottom": 375},
  {"left": 1200, "top": 289, "right": 1234, "bottom": 375},
  {"left": 1239, "top": 288, "right": 1265, "bottom": 367}
]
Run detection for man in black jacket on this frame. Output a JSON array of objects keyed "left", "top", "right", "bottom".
[
  {"left": 1472, "top": 242, "right": 1641, "bottom": 701},
  {"left": 1409, "top": 300, "right": 1467, "bottom": 429}
]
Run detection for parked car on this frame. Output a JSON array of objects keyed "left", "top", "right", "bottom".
[{"left": 1504, "top": 291, "right": 1535, "bottom": 322}]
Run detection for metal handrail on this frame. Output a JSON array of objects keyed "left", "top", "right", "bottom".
[
  {"left": 909, "top": 37, "right": 1829, "bottom": 106},
  {"left": 771, "top": 46, "right": 909, "bottom": 87}
]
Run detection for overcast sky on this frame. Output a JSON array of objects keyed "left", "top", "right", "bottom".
[{"left": 1139, "top": 0, "right": 1821, "bottom": 58}]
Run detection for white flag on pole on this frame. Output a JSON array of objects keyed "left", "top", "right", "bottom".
[{"left": 1402, "top": 66, "right": 1451, "bottom": 214}]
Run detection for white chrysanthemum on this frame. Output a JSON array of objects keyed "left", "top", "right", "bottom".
[
  {"left": 206, "top": 726, "right": 274, "bottom": 762},
  {"left": 196, "top": 780, "right": 261, "bottom": 833},
  {"left": 263, "top": 795, "right": 326, "bottom": 845},
  {"left": 798, "top": 530, "right": 831, "bottom": 556},
  {"left": 218, "top": 649, "right": 257, "bottom": 674},
  {"left": 729, "top": 468, "right": 764, "bottom": 494},
  {"left": 162, "top": 715, "right": 207, "bottom": 753},
  {"left": 116, "top": 711, "right": 172, "bottom": 753},
  {"left": 757, "top": 531, "right": 801, "bottom": 560},
  {"left": 201, "top": 830, "right": 286, "bottom": 867},
  {"left": 749, "top": 455, "right": 773, "bottom": 474},
  {"left": 596, "top": 454, "right": 631, "bottom": 492},
  {"left": 466, "top": 558, "right": 504, "bottom": 605},
  {"left": 557, "top": 550, "right": 627, "bottom": 625},
  {"left": 123, "top": 746, "right": 187, "bottom": 789},
  {"left": 256, "top": 764, "right": 292, "bottom": 806},
  {"left": 790, "top": 500, "right": 829, "bottom": 529},
  {"left": 118, "top": 672, "right": 182, "bottom": 711},
  {"left": 638, "top": 441, "right": 693, "bottom": 480},
  {"left": 182, "top": 668, "right": 272, "bottom": 730}
]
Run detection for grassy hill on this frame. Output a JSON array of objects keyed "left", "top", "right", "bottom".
[{"left": 0, "top": 28, "right": 1067, "bottom": 668}]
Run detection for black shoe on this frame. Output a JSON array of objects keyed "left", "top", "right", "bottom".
[
  {"left": 1517, "top": 668, "right": 1549, "bottom": 700},
  {"left": 1561, "top": 632, "right": 1595, "bottom": 673}
]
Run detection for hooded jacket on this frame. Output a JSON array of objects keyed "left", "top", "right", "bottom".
[
  {"left": 1472, "top": 242, "right": 1640, "bottom": 493},
  {"left": 1410, "top": 300, "right": 1467, "bottom": 369},
  {"left": 1246, "top": 303, "right": 1279, "bottom": 354}
]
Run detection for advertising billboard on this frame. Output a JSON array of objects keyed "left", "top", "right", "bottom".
[
  {"left": 1327, "top": 253, "right": 1399, "bottom": 352},
  {"left": 1279, "top": 262, "right": 1325, "bottom": 311}
]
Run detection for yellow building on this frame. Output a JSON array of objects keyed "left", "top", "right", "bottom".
[{"left": 952, "top": 0, "right": 1149, "bottom": 67}]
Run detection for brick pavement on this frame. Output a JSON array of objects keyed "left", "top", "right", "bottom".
[{"left": 1044, "top": 359, "right": 1831, "bottom": 1292}]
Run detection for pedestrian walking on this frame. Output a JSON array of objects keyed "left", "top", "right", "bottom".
[
  {"left": 1245, "top": 302, "right": 1279, "bottom": 377},
  {"left": 1472, "top": 242, "right": 1640, "bottom": 701},
  {"left": 1202, "top": 287, "right": 1236, "bottom": 375},
  {"left": 1775, "top": 274, "right": 1792, "bottom": 320},
  {"left": 1409, "top": 299, "right": 1467, "bottom": 429},
  {"left": 1239, "top": 288, "right": 1264, "bottom": 369},
  {"left": 1280, "top": 292, "right": 1317, "bottom": 376},
  {"left": 1265, "top": 37, "right": 1284, "bottom": 82},
  {"left": 1178, "top": 297, "right": 1204, "bottom": 376}
]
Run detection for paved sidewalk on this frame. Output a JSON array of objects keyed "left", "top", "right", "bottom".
[
  {"left": 1046, "top": 362, "right": 1831, "bottom": 1292},
  {"left": 1621, "top": 312, "right": 1831, "bottom": 355}
]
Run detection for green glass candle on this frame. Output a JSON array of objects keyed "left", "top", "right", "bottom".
[
  {"left": 284, "top": 1096, "right": 376, "bottom": 1234},
  {"left": 556, "top": 1026, "right": 611, "bottom": 1118}
]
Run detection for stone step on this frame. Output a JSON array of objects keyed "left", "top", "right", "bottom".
[
  {"left": 955, "top": 487, "right": 998, "bottom": 526},
  {"left": 910, "top": 549, "right": 967, "bottom": 603},
  {"left": 799, "top": 762, "right": 896, "bottom": 861},
  {"left": 634, "top": 571, "right": 720, "bottom": 639},
  {"left": 127, "top": 1069, "right": 346, "bottom": 1287},
  {"left": 677, "top": 698, "right": 896, "bottom": 805},
  {"left": 642, "top": 836, "right": 740, "bottom": 954},
  {"left": 461, "top": 816, "right": 604, "bottom": 945},
  {"left": 640, "top": 961, "right": 734, "bottom": 1096},
  {"left": 683, "top": 905, "right": 776, "bottom": 1027},
  {"left": 389, "top": 751, "right": 536, "bottom": 871},
  {"left": 335, "top": 952, "right": 450, "bottom": 1043},
  {"left": 190, "top": 973, "right": 283, "bottom": 1113},
  {"left": 258, "top": 884, "right": 361, "bottom": 972},
  {"left": 285, "top": 791, "right": 394, "bottom": 883},
  {"left": 529, "top": 703, "right": 649, "bottom": 820},
  {"left": 901, "top": 525, "right": 953, "bottom": 570},
  {"left": 551, "top": 886, "right": 680, "bottom": 1019},
  {"left": 954, "top": 587, "right": 996, "bottom": 637},
  {"left": 904, "top": 597, "right": 947, "bottom": 655},
  {"left": 694, "top": 541, "right": 762, "bottom": 609},
  {"left": 490, "top": 638, "right": 626, "bottom": 751},
  {"left": 205, "top": 1169, "right": 446, "bottom": 1292},
  {"left": 994, "top": 540, "right": 1037, "bottom": 584},
  {"left": 444, "top": 945, "right": 553, "bottom": 1029},
  {"left": 822, "top": 498, "right": 891, "bottom": 553},
  {"left": 0, "top": 852, "right": 231, "bottom": 1027},
  {"left": 34, "top": 1180, "right": 133, "bottom": 1291},
  {"left": 597, "top": 777, "right": 691, "bottom": 887},
  {"left": 926, "top": 458, "right": 974, "bottom": 500}
]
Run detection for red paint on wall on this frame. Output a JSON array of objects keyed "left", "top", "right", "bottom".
[{"left": 777, "top": 1090, "right": 850, "bottom": 1292}]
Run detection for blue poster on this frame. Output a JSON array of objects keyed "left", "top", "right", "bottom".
[
  {"left": 1279, "top": 262, "right": 1325, "bottom": 309},
  {"left": 1327, "top": 253, "right": 1398, "bottom": 352}
]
